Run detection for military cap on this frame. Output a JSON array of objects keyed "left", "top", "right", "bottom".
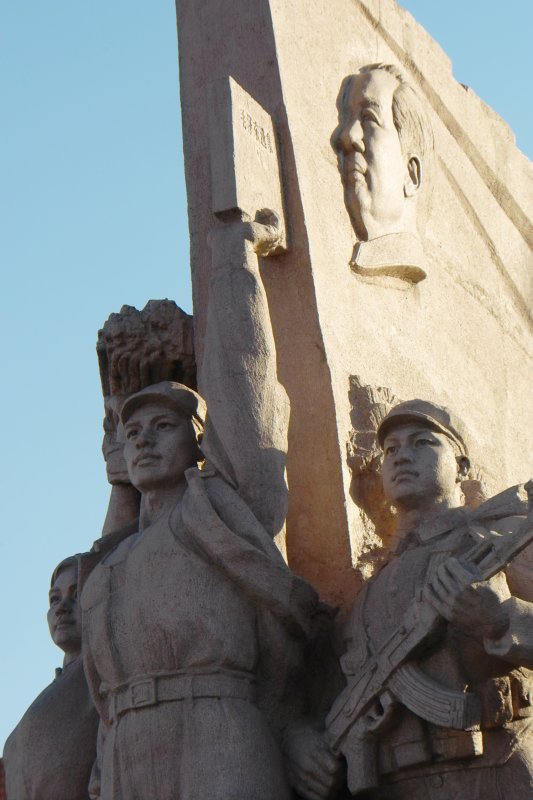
[
  {"left": 120, "top": 381, "right": 206, "bottom": 435},
  {"left": 377, "top": 399, "right": 469, "bottom": 456}
]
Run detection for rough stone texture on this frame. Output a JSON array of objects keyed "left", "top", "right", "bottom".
[
  {"left": 176, "top": 0, "right": 533, "bottom": 607},
  {"left": 97, "top": 299, "right": 196, "bottom": 399}
]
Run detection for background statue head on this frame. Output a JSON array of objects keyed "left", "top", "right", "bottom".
[
  {"left": 334, "top": 63, "right": 434, "bottom": 246},
  {"left": 377, "top": 399, "right": 470, "bottom": 514},
  {"left": 47, "top": 556, "right": 81, "bottom": 666}
]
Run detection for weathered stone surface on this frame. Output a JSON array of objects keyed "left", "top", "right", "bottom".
[
  {"left": 97, "top": 299, "right": 196, "bottom": 399},
  {"left": 176, "top": 0, "right": 533, "bottom": 607}
]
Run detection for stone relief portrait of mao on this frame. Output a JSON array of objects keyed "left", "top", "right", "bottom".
[{"left": 333, "top": 63, "right": 435, "bottom": 284}]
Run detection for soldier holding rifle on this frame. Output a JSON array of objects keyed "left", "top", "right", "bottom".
[{"left": 325, "top": 400, "right": 533, "bottom": 799}]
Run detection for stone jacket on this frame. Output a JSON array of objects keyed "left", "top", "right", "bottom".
[{"left": 2, "top": 657, "right": 99, "bottom": 800}]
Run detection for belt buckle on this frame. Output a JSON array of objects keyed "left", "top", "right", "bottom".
[{"left": 130, "top": 678, "right": 157, "bottom": 709}]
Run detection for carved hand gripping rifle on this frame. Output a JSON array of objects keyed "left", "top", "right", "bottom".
[{"left": 326, "top": 480, "right": 533, "bottom": 796}]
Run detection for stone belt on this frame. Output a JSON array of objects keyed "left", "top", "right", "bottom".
[{"left": 108, "top": 671, "right": 255, "bottom": 721}]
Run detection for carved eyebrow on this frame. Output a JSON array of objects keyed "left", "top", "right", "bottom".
[
  {"left": 150, "top": 412, "right": 183, "bottom": 423},
  {"left": 383, "top": 428, "right": 439, "bottom": 446},
  {"left": 408, "top": 429, "right": 439, "bottom": 442},
  {"left": 124, "top": 412, "right": 183, "bottom": 429},
  {"left": 360, "top": 97, "right": 382, "bottom": 112},
  {"left": 124, "top": 419, "right": 140, "bottom": 430},
  {"left": 383, "top": 435, "right": 400, "bottom": 446}
]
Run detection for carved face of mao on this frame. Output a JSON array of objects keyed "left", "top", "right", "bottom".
[
  {"left": 335, "top": 69, "right": 418, "bottom": 241},
  {"left": 47, "top": 564, "right": 81, "bottom": 655},
  {"left": 123, "top": 403, "right": 200, "bottom": 494},
  {"left": 381, "top": 422, "right": 463, "bottom": 512}
]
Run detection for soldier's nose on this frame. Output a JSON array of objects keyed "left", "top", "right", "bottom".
[
  {"left": 56, "top": 598, "right": 71, "bottom": 615},
  {"left": 393, "top": 448, "right": 412, "bottom": 464},
  {"left": 136, "top": 429, "right": 154, "bottom": 447}
]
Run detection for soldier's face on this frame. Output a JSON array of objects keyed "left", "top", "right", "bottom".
[
  {"left": 381, "top": 423, "right": 460, "bottom": 511},
  {"left": 123, "top": 403, "right": 199, "bottom": 493},
  {"left": 335, "top": 70, "right": 409, "bottom": 240},
  {"left": 47, "top": 565, "right": 81, "bottom": 655}
]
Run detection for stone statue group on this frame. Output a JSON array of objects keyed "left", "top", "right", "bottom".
[{"left": 3, "top": 64, "right": 533, "bottom": 800}]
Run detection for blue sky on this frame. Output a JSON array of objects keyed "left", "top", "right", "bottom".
[{"left": 1, "top": 1, "right": 531, "bottom": 748}]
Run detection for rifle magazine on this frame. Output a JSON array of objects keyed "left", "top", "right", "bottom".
[{"left": 389, "top": 662, "right": 481, "bottom": 729}]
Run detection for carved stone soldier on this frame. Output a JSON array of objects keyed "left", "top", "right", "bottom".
[
  {"left": 2, "top": 557, "right": 99, "bottom": 799},
  {"left": 79, "top": 218, "right": 321, "bottom": 799},
  {"left": 327, "top": 400, "right": 533, "bottom": 798}
]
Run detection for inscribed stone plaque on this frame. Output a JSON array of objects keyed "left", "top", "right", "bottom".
[{"left": 209, "top": 75, "right": 286, "bottom": 245}]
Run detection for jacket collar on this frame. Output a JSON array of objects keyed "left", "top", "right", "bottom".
[{"left": 350, "top": 231, "right": 426, "bottom": 284}]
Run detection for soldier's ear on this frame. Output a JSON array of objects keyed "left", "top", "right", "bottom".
[
  {"left": 404, "top": 155, "right": 422, "bottom": 197},
  {"left": 456, "top": 456, "right": 471, "bottom": 481}
]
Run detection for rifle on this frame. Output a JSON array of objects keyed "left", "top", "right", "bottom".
[{"left": 326, "top": 481, "right": 533, "bottom": 795}]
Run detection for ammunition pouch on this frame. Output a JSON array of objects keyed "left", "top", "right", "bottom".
[
  {"left": 380, "top": 672, "right": 533, "bottom": 776},
  {"left": 380, "top": 728, "right": 483, "bottom": 775}
]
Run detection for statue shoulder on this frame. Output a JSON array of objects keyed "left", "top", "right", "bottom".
[{"left": 472, "top": 484, "right": 530, "bottom": 524}]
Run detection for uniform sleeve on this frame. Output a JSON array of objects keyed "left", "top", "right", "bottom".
[
  {"left": 88, "top": 722, "right": 106, "bottom": 800},
  {"left": 200, "top": 232, "right": 289, "bottom": 539},
  {"left": 483, "top": 521, "right": 533, "bottom": 667},
  {"left": 484, "top": 595, "right": 533, "bottom": 668}
]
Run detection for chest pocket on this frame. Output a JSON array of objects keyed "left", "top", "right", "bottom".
[
  {"left": 80, "top": 564, "right": 112, "bottom": 613},
  {"left": 422, "top": 528, "right": 473, "bottom": 585},
  {"left": 80, "top": 535, "right": 138, "bottom": 612}
]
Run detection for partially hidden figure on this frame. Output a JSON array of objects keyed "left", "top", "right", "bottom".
[
  {"left": 3, "top": 556, "right": 99, "bottom": 799},
  {"left": 334, "top": 63, "right": 434, "bottom": 283},
  {"left": 79, "top": 217, "right": 321, "bottom": 799},
  {"left": 327, "top": 399, "right": 533, "bottom": 798}
]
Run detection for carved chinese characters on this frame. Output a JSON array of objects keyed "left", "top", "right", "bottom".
[{"left": 209, "top": 76, "right": 287, "bottom": 251}]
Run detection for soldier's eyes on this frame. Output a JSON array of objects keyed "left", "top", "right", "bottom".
[
  {"left": 385, "top": 446, "right": 398, "bottom": 455},
  {"left": 126, "top": 428, "right": 138, "bottom": 440}
]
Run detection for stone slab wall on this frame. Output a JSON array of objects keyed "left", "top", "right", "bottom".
[{"left": 176, "top": 0, "right": 532, "bottom": 607}]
